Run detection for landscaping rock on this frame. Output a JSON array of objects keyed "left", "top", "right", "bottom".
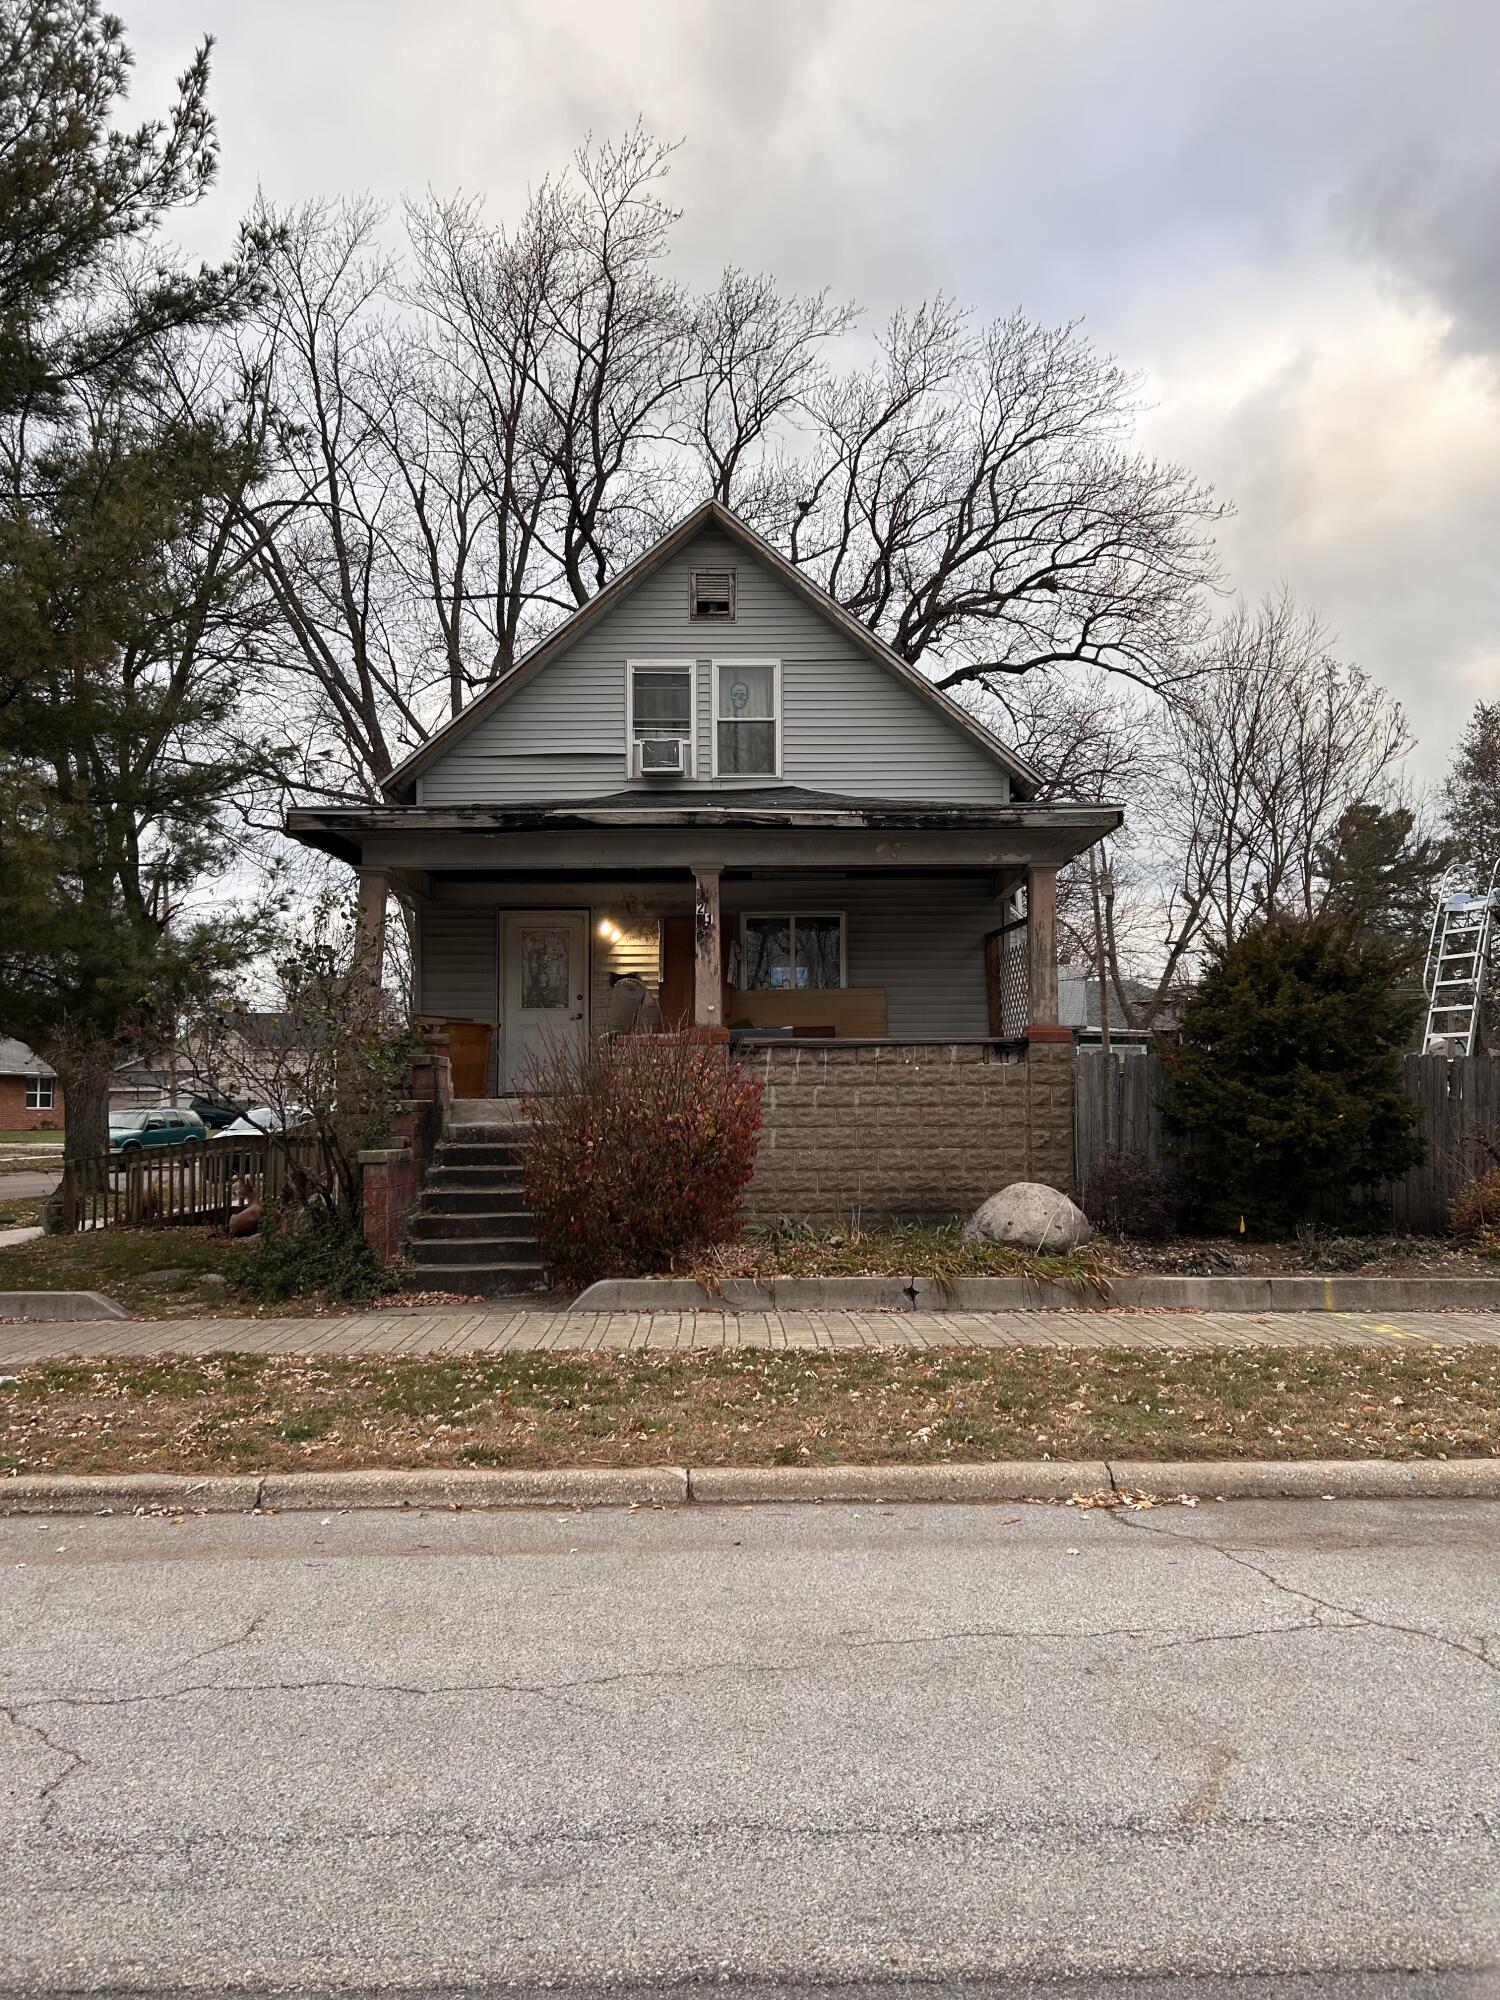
[
  {"left": 197, "top": 1272, "right": 231, "bottom": 1290},
  {"left": 139, "top": 1268, "right": 193, "bottom": 1285},
  {"left": 963, "top": 1182, "right": 1093, "bottom": 1251}
]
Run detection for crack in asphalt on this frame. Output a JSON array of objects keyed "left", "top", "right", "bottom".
[
  {"left": 0, "top": 1698, "right": 88, "bottom": 1825},
  {"left": 1104, "top": 1509, "right": 1500, "bottom": 1686}
]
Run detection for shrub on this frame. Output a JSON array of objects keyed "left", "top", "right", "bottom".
[
  {"left": 1451, "top": 1168, "right": 1500, "bottom": 1255},
  {"left": 520, "top": 1032, "right": 764, "bottom": 1287},
  {"left": 1162, "top": 914, "right": 1422, "bottom": 1236},
  {"left": 1081, "top": 1150, "right": 1178, "bottom": 1238},
  {"left": 239, "top": 1206, "right": 399, "bottom": 1304}
]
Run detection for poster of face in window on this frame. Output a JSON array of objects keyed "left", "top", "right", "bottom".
[{"left": 520, "top": 927, "right": 569, "bottom": 1010}]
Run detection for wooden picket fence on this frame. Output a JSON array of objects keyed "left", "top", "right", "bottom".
[
  {"left": 59, "top": 1136, "right": 325, "bottom": 1233},
  {"left": 1075, "top": 1050, "right": 1500, "bottom": 1234}
]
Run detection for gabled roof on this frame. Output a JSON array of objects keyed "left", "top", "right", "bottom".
[
  {"left": 382, "top": 498, "right": 1042, "bottom": 801},
  {"left": 0, "top": 1036, "right": 54, "bottom": 1078}
]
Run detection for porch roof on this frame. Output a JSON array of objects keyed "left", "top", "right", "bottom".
[{"left": 286, "top": 787, "right": 1121, "bottom": 873}]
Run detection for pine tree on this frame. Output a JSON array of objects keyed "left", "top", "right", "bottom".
[
  {"left": 1442, "top": 702, "right": 1500, "bottom": 885},
  {"left": 1162, "top": 914, "right": 1422, "bottom": 1235},
  {"left": 0, "top": 3, "right": 275, "bottom": 1168},
  {"left": 1314, "top": 801, "right": 1451, "bottom": 957}
]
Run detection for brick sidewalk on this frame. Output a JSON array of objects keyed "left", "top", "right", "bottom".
[{"left": 3, "top": 1305, "right": 1499, "bottom": 1366}]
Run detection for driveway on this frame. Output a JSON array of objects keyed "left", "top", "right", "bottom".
[
  {"left": 0, "top": 1169, "right": 58, "bottom": 1204},
  {"left": 2, "top": 1498, "right": 1497, "bottom": 1990}
]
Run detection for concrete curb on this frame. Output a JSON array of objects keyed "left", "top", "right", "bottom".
[
  {"left": 0, "top": 1472, "right": 262, "bottom": 1513},
  {"left": 0, "top": 1290, "right": 127, "bottom": 1322},
  {"left": 569, "top": 1274, "right": 1500, "bottom": 1313},
  {"left": 687, "top": 1461, "right": 1111, "bottom": 1504},
  {"left": 4, "top": 1458, "right": 1498, "bottom": 1514},
  {"left": 256, "top": 1466, "right": 688, "bottom": 1511}
]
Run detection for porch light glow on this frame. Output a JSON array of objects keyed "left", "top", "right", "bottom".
[{"left": 597, "top": 919, "right": 623, "bottom": 942}]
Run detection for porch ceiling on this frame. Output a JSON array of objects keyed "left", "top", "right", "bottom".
[{"left": 286, "top": 789, "right": 1122, "bottom": 873}]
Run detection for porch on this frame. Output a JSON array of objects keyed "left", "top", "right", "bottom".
[{"left": 288, "top": 788, "right": 1119, "bottom": 1222}]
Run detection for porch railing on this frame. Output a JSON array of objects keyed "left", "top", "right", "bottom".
[{"left": 59, "top": 1135, "right": 324, "bottom": 1232}]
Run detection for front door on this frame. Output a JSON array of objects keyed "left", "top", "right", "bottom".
[{"left": 500, "top": 912, "right": 589, "bottom": 1092}]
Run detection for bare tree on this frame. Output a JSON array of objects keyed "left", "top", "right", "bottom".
[
  {"left": 1103, "top": 591, "right": 1413, "bottom": 1029},
  {"left": 788, "top": 306, "right": 1226, "bottom": 696},
  {"left": 234, "top": 198, "right": 428, "bottom": 796},
  {"left": 234, "top": 127, "right": 1235, "bottom": 809},
  {"left": 683, "top": 267, "right": 854, "bottom": 511}
]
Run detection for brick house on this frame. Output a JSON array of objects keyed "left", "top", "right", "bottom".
[
  {"left": 0, "top": 1037, "right": 63, "bottom": 1131},
  {"left": 286, "top": 499, "right": 1119, "bottom": 1225}
]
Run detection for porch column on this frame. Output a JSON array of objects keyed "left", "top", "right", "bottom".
[
  {"left": 356, "top": 868, "right": 388, "bottom": 991},
  {"left": 693, "top": 866, "right": 722, "bottom": 1029},
  {"left": 1026, "top": 863, "right": 1067, "bottom": 1041}
]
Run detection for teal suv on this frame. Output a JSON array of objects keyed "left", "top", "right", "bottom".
[{"left": 108, "top": 1108, "right": 208, "bottom": 1153}]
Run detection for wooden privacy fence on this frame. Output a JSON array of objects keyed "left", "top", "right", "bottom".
[
  {"left": 1074, "top": 1050, "right": 1500, "bottom": 1233},
  {"left": 60, "top": 1136, "right": 325, "bottom": 1232}
]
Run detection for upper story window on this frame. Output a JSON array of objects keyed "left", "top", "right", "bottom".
[
  {"left": 690, "top": 568, "right": 735, "bottom": 621},
  {"left": 714, "top": 659, "right": 780, "bottom": 776},
  {"left": 627, "top": 659, "right": 695, "bottom": 777}
]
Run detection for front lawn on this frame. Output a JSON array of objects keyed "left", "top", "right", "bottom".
[
  {"left": 0, "top": 1225, "right": 255, "bottom": 1313},
  {"left": 0, "top": 1130, "right": 64, "bottom": 1145},
  {"left": 3, "top": 1346, "right": 1496, "bottom": 1476}
]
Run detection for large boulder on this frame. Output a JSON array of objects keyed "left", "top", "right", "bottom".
[{"left": 963, "top": 1181, "right": 1093, "bottom": 1251}]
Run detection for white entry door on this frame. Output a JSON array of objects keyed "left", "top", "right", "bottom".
[{"left": 500, "top": 912, "right": 589, "bottom": 1092}]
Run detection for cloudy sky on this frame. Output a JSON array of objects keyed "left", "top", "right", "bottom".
[{"left": 133, "top": 0, "right": 1499, "bottom": 780}]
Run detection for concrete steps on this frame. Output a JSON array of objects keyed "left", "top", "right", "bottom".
[{"left": 406, "top": 1117, "right": 547, "bottom": 1294}]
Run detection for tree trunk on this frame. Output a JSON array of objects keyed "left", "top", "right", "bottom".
[{"left": 48, "top": 1043, "right": 113, "bottom": 1191}]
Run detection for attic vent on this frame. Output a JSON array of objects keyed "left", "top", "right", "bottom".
[{"left": 690, "top": 567, "right": 735, "bottom": 621}]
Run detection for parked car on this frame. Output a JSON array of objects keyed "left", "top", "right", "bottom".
[
  {"left": 212, "top": 1105, "right": 311, "bottom": 1139},
  {"left": 189, "top": 1092, "right": 248, "bottom": 1131},
  {"left": 108, "top": 1108, "right": 208, "bottom": 1153}
]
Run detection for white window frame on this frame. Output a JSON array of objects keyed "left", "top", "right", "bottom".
[
  {"left": 738, "top": 911, "right": 847, "bottom": 990},
  {"left": 624, "top": 658, "right": 697, "bottom": 779},
  {"left": 711, "top": 658, "right": 782, "bottom": 779},
  {"left": 25, "top": 1075, "right": 53, "bottom": 1111}
]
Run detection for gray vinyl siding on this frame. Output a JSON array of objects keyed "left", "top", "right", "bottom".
[
  {"left": 415, "top": 528, "right": 1012, "bottom": 805},
  {"left": 417, "top": 905, "right": 499, "bottom": 1091},
  {"left": 419, "top": 873, "right": 1004, "bottom": 1040}
]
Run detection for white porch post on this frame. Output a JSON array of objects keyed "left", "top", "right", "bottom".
[
  {"left": 693, "top": 867, "right": 723, "bottom": 1030},
  {"left": 356, "top": 868, "right": 388, "bottom": 991},
  {"left": 1026, "top": 862, "right": 1064, "bottom": 1038}
]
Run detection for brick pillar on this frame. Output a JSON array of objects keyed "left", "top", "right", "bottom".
[
  {"left": 1025, "top": 1041, "right": 1077, "bottom": 1193},
  {"left": 360, "top": 1146, "right": 416, "bottom": 1266}
]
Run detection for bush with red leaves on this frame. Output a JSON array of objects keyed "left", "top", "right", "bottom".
[{"left": 520, "top": 1032, "right": 764, "bottom": 1287}]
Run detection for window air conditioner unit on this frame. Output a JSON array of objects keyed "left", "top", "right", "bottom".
[{"left": 633, "top": 736, "right": 688, "bottom": 779}]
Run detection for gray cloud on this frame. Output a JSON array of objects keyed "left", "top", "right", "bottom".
[{"left": 130, "top": 0, "right": 1500, "bottom": 780}]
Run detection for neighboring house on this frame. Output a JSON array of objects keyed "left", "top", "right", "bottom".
[
  {"left": 0, "top": 1038, "right": 63, "bottom": 1131},
  {"left": 1059, "top": 970, "right": 1184, "bottom": 1049},
  {"left": 287, "top": 500, "right": 1121, "bottom": 1218}
]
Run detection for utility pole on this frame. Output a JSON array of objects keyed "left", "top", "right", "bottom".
[{"left": 1088, "top": 850, "right": 1115, "bottom": 1149}]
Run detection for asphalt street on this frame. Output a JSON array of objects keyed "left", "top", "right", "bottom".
[{"left": 2, "top": 1498, "right": 1499, "bottom": 1994}]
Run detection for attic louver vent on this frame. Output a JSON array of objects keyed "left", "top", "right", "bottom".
[{"left": 690, "top": 568, "right": 735, "bottom": 620}]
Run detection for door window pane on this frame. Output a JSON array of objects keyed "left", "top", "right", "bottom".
[
  {"left": 520, "top": 927, "right": 569, "bottom": 1010},
  {"left": 795, "top": 916, "right": 842, "bottom": 988}
]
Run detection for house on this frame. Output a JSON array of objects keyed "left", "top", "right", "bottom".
[
  {"left": 286, "top": 500, "right": 1121, "bottom": 1220},
  {"left": 0, "top": 1037, "right": 63, "bottom": 1131}
]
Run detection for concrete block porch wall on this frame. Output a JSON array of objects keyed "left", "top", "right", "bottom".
[{"left": 741, "top": 1039, "right": 1075, "bottom": 1226}]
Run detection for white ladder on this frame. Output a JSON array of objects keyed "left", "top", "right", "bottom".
[{"left": 1421, "top": 864, "right": 1499, "bottom": 1055}]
